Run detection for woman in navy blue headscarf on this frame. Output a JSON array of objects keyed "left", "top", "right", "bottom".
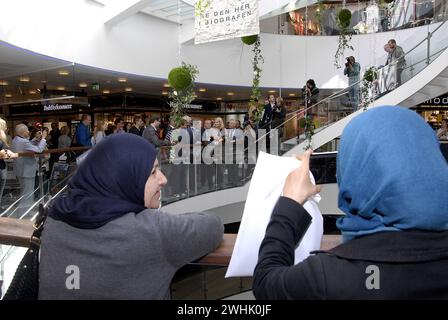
[
  {"left": 254, "top": 106, "right": 448, "bottom": 299},
  {"left": 39, "top": 134, "right": 223, "bottom": 300}
]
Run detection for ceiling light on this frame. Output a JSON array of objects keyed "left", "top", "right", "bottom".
[
  {"left": 117, "top": 77, "right": 127, "bottom": 83},
  {"left": 268, "top": 90, "right": 276, "bottom": 93},
  {"left": 41, "top": 80, "right": 47, "bottom": 83},
  {"left": 216, "top": 97, "right": 223, "bottom": 101},
  {"left": 58, "top": 70, "right": 70, "bottom": 76},
  {"left": 289, "top": 93, "right": 296, "bottom": 97},
  {"left": 162, "top": 91, "right": 169, "bottom": 95},
  {"left": 0, "top": 80, "right": 8, "bottom": 86},
  {"left": 79, "top": 82, "right": 88, "bottom": 88},
  {"left": 125, "top": 87, "right": 133, "bottom": 92},
  {"left": 57, "top": 86, "right": 65, "bottom": 90},
  {"left": 29, "top": 90, "right": 37, "bottom": 94},
  {"left": 227, "top": 92, "right": 235, "bottom": 96},
  {"left": 199, "top": 88, "right": 206, "bottom": 92},
  {"left": 19, "top": 76, "right": 30, "bottom": 82},
  {"left": 163, "top": 83, "right": 171, "bottom": 88},
  {"left": 4, "top": 94, "right": 12, "bottom": 98},
  {"left": 102, "top": 90, "right": 110, "bottom": 94}
]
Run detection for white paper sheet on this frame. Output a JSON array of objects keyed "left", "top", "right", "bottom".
[{"left": 225, "top": 151, "right": 323, "bottom": 278}]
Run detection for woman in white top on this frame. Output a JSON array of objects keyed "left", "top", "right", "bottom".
[
  {"left": 92, "top": 120, "right": 107, "bottom": 146},
  {"left": 437, "top": 119, "right": 447, "bottom": 140},
  {"left": 213, "top": 117, "right": 226, "bottom": 143}
]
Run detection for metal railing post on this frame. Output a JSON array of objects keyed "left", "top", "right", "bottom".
[
  {"left": 38, "top": 154, "right": 44, "bottom": 198},
  {"left": 427, "top": 29, "right": 432, "bottom": 65}
]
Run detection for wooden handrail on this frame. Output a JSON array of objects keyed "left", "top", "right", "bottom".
[{"left": 0, "top": 217, "right": 341, "bottom": 266}]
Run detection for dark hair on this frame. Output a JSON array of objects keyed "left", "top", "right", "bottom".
[
  {"left": 133, "top": 116, "right": 142, "bottom": 124},
  {"left": 389, "top": 39, "right": 396, "bottom": 44},
  {"left": 306, "top": 79, "right": 316, "bottom": 88},
  {"left": 114, "top": 118, "right": 124, "bottom": 125},
  {"left": 81, "top": 114, "right": 90, "bottom": 121},
  {"left": 150, "top": 115, "right": 161, "bottom": 124}
]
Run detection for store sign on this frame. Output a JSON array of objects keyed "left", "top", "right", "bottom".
[
  {"left": 170, "top": 102, "right": 202, "bottom": 110},
  {"left": 195, "top": 0, "right": 259, "bottom": 44},
  {"left": 43, "top": 104, "right": 73, "bottom": 111},
  {"left": 421, "top": 94, "right": 448, "bottom": 106}
]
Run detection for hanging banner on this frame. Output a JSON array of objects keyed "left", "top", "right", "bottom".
[{"left": 195, "top": 0, "right": 259, "bottom": 45}]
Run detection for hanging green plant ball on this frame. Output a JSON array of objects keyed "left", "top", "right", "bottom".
[
  {"left": 168, "top": 67, "right": 192, "bottom": 91},
  {"left": 241, "top": 35, "right": 258, "bottom": 45},
  {"left": 338, "top": 9, "right": 352, "bottom": 29},
  {"left": 364, "top": 68, "right": 378, "bottom": 82}
]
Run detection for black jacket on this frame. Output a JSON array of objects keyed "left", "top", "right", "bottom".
[
  {"left": 260, "top": 103, "right": 275, "bottom": 129},
  {"left": 253, "top": 197, "right": 448, "bottom": 300}
]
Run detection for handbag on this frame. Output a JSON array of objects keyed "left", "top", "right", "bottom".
[{"left": 2, "top": 204, "right": 47, "bottom": 300}]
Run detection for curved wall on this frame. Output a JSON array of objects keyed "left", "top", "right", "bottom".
[{"left": 0, "top": 0, "right": 437, "bottom": 88}]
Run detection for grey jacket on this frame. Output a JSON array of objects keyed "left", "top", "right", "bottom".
[
  {"left": 142, "top": 125, "right": 170, "bottom": 148},
  {"left": 38, "top": 210, "right": 223, "bottom": 300},
  {"left": 387, "top": 45, "right": 406, "bottom": 69},
  {"left": 12, "top": 136, "right": 47, "bottom": 178}
]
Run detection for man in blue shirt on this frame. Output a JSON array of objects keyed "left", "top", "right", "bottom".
[{"left": 75, "top": 114, "right": 92, "bottom": 147}]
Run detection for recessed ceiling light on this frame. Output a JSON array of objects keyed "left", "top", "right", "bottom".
[
  {"left": 125, "top": 87, "right": 133, "bottom": 92},
  {"left": 268, "top": 90, "right": 276, "bottom": 93},
  {"left": 102, "top": 90, "right": 110, "bottom": 94},
  {"left": 199, "top": 88, "right": 206, "bottom": 92},
  {"left": 58, "top": 70, "right": 70, "bottom": 76},
  {"left": 41, "top": 80, "right": 47, "bottom": 84},
  {"left": 19, "top": 76, "right": 30, "bottom": 82},
  {"left": 4, "top": 94, "right": 12, "bottom": 98},
  {"left": 62, "top": 94, "right": 67, "bottom": 97},
  {"left": 29, "top": 90, "right": 37, "bottom": 94},
  {"left": 57, "top": 86, "right": 65, "bottom": 90},
  {"left": 0, "top": 80, "right": 8, "bottom": 86},
  {"left": 216, "top": 97, "right": 222, "bottom": 101},
  {"left": 163, "top": 83, "right": 171, "bottom": 88},
  {"left": 227, "top": 92, "right": 235, "bottom": 96},
  {"left": 162, "top": 91, "right": 169, "bottom": 95},
  {"left": 79, "top": 83, "right": 88, "bottom": 88},
  {"left": 289, "top": 93, "right": 296, "bottom": 97},
  {"left": 117, "top": 77, "right": 127, "bottom": 83}
]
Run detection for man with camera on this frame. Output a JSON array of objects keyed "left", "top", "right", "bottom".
[
  {"left": 344, "top": 56, "right": 361, "bottom": 111},
  {"left": 386, "top": 39, "right": 406, "bottom": 86}
]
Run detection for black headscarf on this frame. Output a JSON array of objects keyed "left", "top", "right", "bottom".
[{"left": 49, "top": 134, "right": 157, "bottom": 229}]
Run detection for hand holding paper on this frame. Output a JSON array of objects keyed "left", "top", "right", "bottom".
[
  {"left": 283, "top": 150, "right": 322, "bottom": 205},
  {"left": 225, "top": 151, "right": 323, "bottom": 278}
]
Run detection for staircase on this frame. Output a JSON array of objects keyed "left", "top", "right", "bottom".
[{"left": 284, "top": 20, "right": 448, "bottom": 155}]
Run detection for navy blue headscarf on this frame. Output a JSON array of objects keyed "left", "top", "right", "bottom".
[
  {"left": 49, "top": 134, "right": 157, "bottom": 229},
  {"left": 336, "top": 106, "right": 448, "bottom": 242}
]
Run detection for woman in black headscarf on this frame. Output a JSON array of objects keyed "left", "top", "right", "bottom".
[{"left": 39, "top": 134, "right": 223, "bottom": 299}]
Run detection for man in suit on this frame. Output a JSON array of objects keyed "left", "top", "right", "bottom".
[
  {"left": 142, "top": 115, "right": 171, "bottom": 149},
  {"left": 128, "top": 116, "right": 143, "bottom": 136},
  {"left": 225, "top": 119, "right": 244, "bottom": 186},
  {"left": 12, "top": 124, "right": 47, "bottom": 216},
  {"left": 386, "top": 39, "right": 406, "bottom": 86},
  {"left": 260, "top": 94, "right": 276, "bottom": 130}
]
